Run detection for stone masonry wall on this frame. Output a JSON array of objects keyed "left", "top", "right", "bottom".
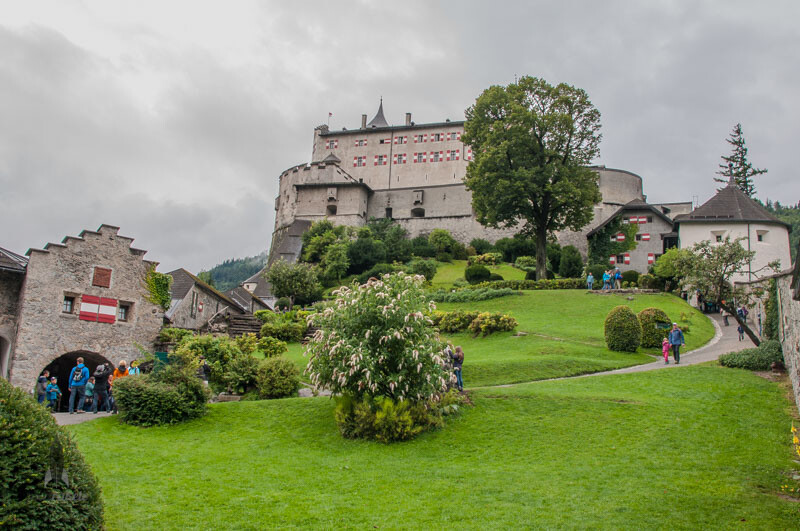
[
  {"left": 9, "top": 225, "right": 163, "bottom": 390},
  {"left": 776, "top": 274, "right": 800, "bottom": 413},
  {"left": 0, "top": 271, "right": 24, "bottom": 378},
  {"left": 168, "top": 285, "right": 241, "bottom": 330}
]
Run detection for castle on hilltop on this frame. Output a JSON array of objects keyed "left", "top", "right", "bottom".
[{"left": 267, "top": 101, "right": 693, "bottom": 271}]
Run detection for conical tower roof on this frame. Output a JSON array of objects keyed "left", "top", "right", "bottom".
[
  {"left": 366, "top": 99, "right": 389, "bottom": 128},
  {"left": 674, "top": 181, "right": 789, "bottom": 226}
]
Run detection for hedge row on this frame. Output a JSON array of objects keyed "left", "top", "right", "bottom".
[{"left": 471, "top": 278, "right": 585, "bottom": 290}]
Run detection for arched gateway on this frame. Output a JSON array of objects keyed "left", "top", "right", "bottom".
[{"left": 40, "top": 350, "right": 112, "bottom": 411}]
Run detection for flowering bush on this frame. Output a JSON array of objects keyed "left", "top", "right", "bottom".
[
  {"left": 305, "top": 272, "right": 452, "bottom": 403},
  {"left": 467, "top": 312, "right": 518, "bottom": 337},
  {"left": 468, "top": 252, "right": 503, "bottom": 266},
  {"left": 438, "top": 311, "right": 480, "bottom": 333}
]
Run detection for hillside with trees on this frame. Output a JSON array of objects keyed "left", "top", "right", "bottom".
[
  {"left": 765, "top": 199, "right": 800, "bottom": 261},
  {"left": 199, "top": 252, "right": 267, "bottom": 291}
]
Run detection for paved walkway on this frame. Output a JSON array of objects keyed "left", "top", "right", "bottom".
[
  {"left": 54, "top": 411, "right": 113, "bottom": 426},
  {"left": 486, "top": 313, "right": 756, "bottom": 388}
]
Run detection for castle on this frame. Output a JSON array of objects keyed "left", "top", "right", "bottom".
[{"left": 268, "top": 101, "right": 692, "bottom": 271}]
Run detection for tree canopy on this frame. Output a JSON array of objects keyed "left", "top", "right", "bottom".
[
  {"left": 264, "top": 260, "right": 322, "bottom": 309},
  {"left": 714, "top": 123, "right": 767, "bottom": 197},
  {"left": 462, "top": 76, "right": 602, "bottom": 280}
]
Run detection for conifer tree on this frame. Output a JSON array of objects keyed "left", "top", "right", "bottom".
[{"left": 714, "top": 123, "right": 767, "bottom": 197}]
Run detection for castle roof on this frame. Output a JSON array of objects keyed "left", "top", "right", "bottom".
[
  {"left": 0, "top": 246, "right": 27, "bottom": 273},
  {"left": 166, "top": 268, "right": 243, "bottom": 313},
  {"left": 673, "top": 181, "right": 789, "bottom": 227},
  {"left": 366, "top": 100, "right": 389, "bottom": 128},
  {"left": 586, "top": 199, "right": 675, "bottom": 238}
]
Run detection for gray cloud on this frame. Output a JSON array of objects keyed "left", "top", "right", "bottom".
[{"left": 1, "top": 1, "right": 798, "bottom": 273}]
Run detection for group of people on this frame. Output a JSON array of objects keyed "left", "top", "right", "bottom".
[
  {"left": 586, "top": 268, "right": 623, "bottom": 291},
  {"left": 720, "top": 303, "right": 750, "bottom": 341},
  {"left": 35, "top": 357, "right": 140, "bottom": 414}
]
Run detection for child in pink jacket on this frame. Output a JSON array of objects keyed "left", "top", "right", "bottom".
[{"left": 662, "top": 337, "right": 670, "bottom": 364}]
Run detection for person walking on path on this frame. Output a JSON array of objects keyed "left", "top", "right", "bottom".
[
  {"left": 662, "top": 337, "right": 670, "bottom": 364},
  {"left": 668, "top": 323, "right": 685, "bottom": 364},
  {"left": 737, "top": 324, "right": 745, "bottom": 341},
  {"left": 46, "top": 377, "right": 61, "bottom": 411},
  {"left": 67, "top": 357, "right": 90, "bottom": 414},
  {"left": 91, "top": 363, "right": 112, "bottom": 414},
  {"left": 614, "top": 268, "right": 623, "bottom": 289},
  {"left": 110, "top": 360, "right": 129, "bottom": 414},
  {"left": 36, "top": 370, "right": 50, "bottom": 404},
  {"left": 602, "top": 270, "right": 611, "bottom": 290},
  {"left": 586, "top": 273, "right": 594, "bottom": 290},
  {"left": 721, "top": 309, "right": 729, "bottom": 326},
  {"left": 450, "top": 346, "right": 465, "bottom": 392}
]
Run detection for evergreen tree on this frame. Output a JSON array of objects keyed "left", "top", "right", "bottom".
[{"left": 714, "top": 123, "right": 767, "bottom": 197}]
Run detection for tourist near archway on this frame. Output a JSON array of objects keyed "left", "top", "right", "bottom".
[{"left": 41, "top": 350, "right": 112, "bottom": 412}]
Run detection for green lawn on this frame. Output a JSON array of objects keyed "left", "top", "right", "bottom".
[
  {"left": 279, "top": 291, "right": 714, "bottom": 388},
  {"left": 70, "top": 365, "right": 800, "bottom": 529},
  {"left": 430, "top": 259, "right": 526, "bottom": 289},
  {"left": 437, "top": 290, "right": 714, "bottom": 387}
]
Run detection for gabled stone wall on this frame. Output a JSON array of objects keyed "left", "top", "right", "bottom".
[{"left": 9, "top": 225, "right": 163, "bottom": 391}]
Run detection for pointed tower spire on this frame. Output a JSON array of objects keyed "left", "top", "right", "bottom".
[{"left": 366, "top": 98, "right": 389, "bottom": 128}]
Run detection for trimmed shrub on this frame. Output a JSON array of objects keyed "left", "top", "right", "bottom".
[
  {"left": 451, "top": 242, "right": 468, "bottom": 261},
  {"left": 157, "top": 327, "right": 193, "bottom": 344},
  {"left": 468, "top": 312, "right": 518, "bottom": 336},
  {"left": 514, "top": 255, "right": 537, "bottom": 272},
  {"left": 357, "top": 263, "right": 396, "bottom": 284},
  {"left": 604, "top": 305, "right": 642, "bottom": 352},
  {"left": 621, "top": 270, "right": 640, "bottom": 285},
  {"left": 468, "top": 252, "right": 503, "bottom": 266},
  {"left": 114, "top": 366, "right": 211, "bottom": 427},
  {"left": 257, "top": 336, "right": 288, "bottom": 358},
  {"left": 469, "top": 238, "right": 494, "bottom": 254},
  {"left": 0, "top": 379, "right": 104, "bottom": 529},
  {"left": 274, "top": 297, "right": 290, "bottom": 311},
  {"left": 260, "top": 321, "right": 305, "bottom": 342},
  {"left": 525, "top": 270, "right": 537, "bottom": 280},
  {"left": 719, "top": 340, "right": 784, "bottom": 371},
  {"left": 495, "top": 236, "right": 537, "bottom": 263},
  {"left": 436, "top": 252, "right": 453, "bottom": 263},
  {"left": 489, "top": 273, "right": 504, "bottom": 281},
  {"left": 465, "top": 264, "right": 491, "bottom": 284},
  {"left": 333, "top": 392, "right": 467, "bottom": 443},
  {"left": 439, "top": 310, "right": 481, "bottom": 333},
  {"left": 472, "top": 278, "right": 585, "bottom": 290},
  {"left": 637, "top": 307, "right": 672, "bottom": 348},
  {"left": 638, "top": 274, "right": 657, "bottom": 289},
  {"left": 256, "top": 357, "right": 301, "bottom": 399},
  {"left": 404, "top": 258, "right": 438, "bottom": 281},
  {"left": 428, "top": 287, "right": 518, "bottom": 303}
]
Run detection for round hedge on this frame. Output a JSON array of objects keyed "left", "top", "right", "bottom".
[
  {"left": 604, "top": 305, "right": 642, "bottom": 352},
  {"left": 465, "top": 264, "right": 491, "bottom": 284},
  {"left": 256, "top": 357, "right": 301, "bottom": 399},
  {"left": 637, "top": 307, "right": 671, "bottom": 348},
  {"left": 114, "top": 366, "right": 211, "bottom": 427},
  {"left": 0, "top": 379, "right": 103, "bottom": 529}
]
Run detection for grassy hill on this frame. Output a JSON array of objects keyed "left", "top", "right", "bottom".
[{"left": 70, "top": 365, "right": 800, "bottom": 528}]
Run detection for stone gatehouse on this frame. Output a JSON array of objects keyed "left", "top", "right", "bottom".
[{"left": 2, "top": 225, "right": 163, "bottom": 399}]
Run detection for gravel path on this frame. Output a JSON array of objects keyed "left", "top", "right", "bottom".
[
  {"left": 54, "top": 411, "right": 113, "bottom": 426},
  {"left": 485, "top": 313, "right": 755, "bottom": 389}
]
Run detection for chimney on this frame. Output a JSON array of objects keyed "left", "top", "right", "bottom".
[
  {"left": 405, "top": 113, "right": 412, "bottom": 126},
  {"left": 361, "top": 114, "right": 367, "bottom": 129}
]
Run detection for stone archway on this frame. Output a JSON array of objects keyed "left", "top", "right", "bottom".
[
  {"left": 0, "top": 336, "right": 10, "bottom": 379},
  {"left": 41, "top": 351, "right": 112, "bottom": 412}
]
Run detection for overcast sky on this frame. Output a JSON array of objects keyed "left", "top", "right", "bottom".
[{"left": 1, "top": 1, "right": 798, "bottom": 272}]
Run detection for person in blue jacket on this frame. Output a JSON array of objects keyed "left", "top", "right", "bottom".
[
  {"left": 586, "top": 273, "right": 594, "bottom": 290},
  {"left": 668, "top": 323, "right": 686, "bottom": 364},
  {"left": 67, "top": 356, "right": 90, "bottom": 414},
  {"left": 46, "top": 377, "right": 62, "bottom": 411}
]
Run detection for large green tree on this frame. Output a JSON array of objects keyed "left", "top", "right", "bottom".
[
  {"left": 264, "top": 260, "right": 321, "bottom": 310},
  {"left": 714, "top": 123, "right": 767, "bottom": 197},
  {"left": 462, "top": 76, "right": 602, "bottom": 280}
]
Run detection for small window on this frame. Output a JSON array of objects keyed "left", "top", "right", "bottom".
[
  {"left": 118, "top": 303, "right": 131, "bottom": 322},
  {"left": 757, "top": 234, "right": 763, "bottom": 242},
  {"left": 647, "top": 216, "right": 653, "bottom": 222},
  {"left": 635, "top": 234, "right": 642, "bottom": 241},
  {"left": 411, "top": 207, "right": 425, "bottom": 218},
  {"left": 356, "top": 139, "right": 367, "bottom": 147},
  {"left": 415, "top": 134, "right": 426, "bottom": 143},
  {"left": 326, "top": 205, "right": 338, "bottom": 216},
  {"left": 63, "top": 296, "right": 75, "bottom": 313},
  {"left": 432, "top": 133, "right": 442, "bottom": 142},
  {"left": 385, "top": 207, "right": 393, "bottom": 219},
  {"left": 326, "top": 139, "right": 338, "bottom": 149},
  {"left": 715, "top": 235, "right": 723, "bottom": 243},
  {"left": 354, "top": 156, "right": 367, "bottom": 167},
  {"left": 756, "top": 230, "right": 768, "bottom": 242}
]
